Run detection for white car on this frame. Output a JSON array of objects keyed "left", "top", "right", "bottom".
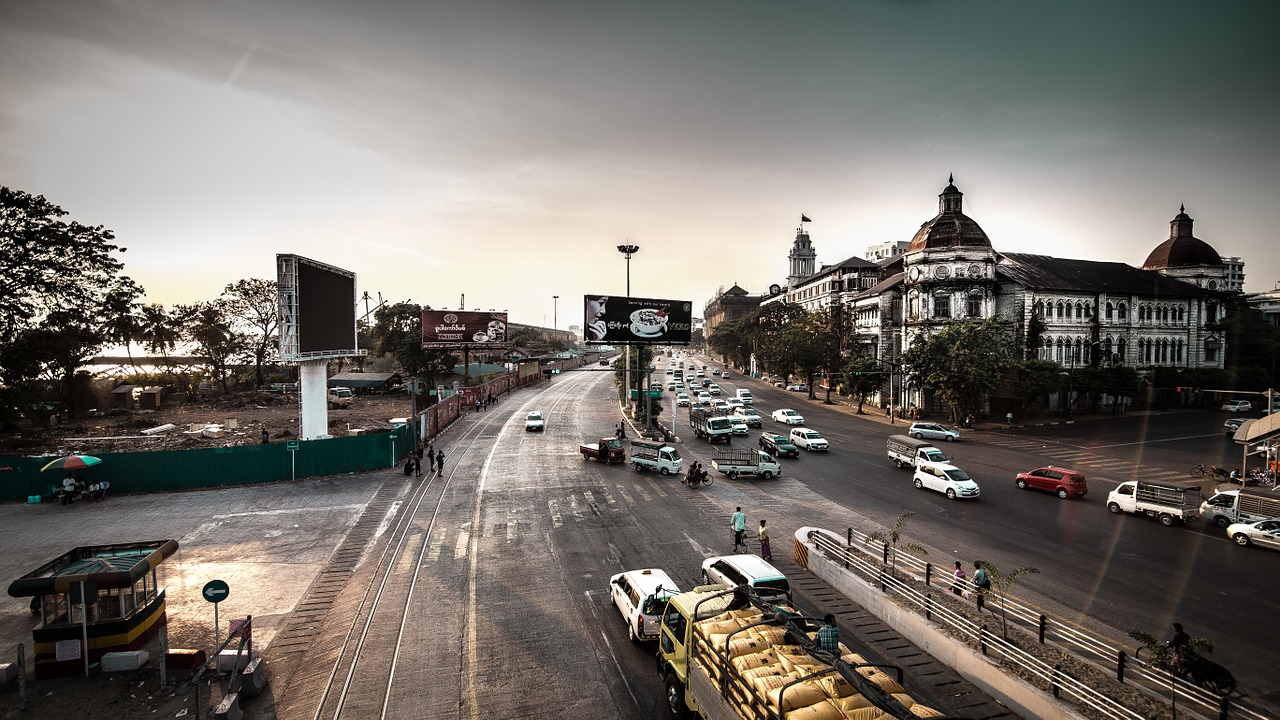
[
  {"left": 786, "top": 383, "right": 808, "bottom": 392},
  {"left": 722, "top": 371, "right": 731, "bottom": 378},
  {"left": 789, "top": 428, "right": 829, "bottom": 451},
  {"left": 1227, "top": 519, "right": 1280, "bottom": 551},
  {"left": 697, "top": 392, "right": 712, "bottom": 403},
  {"left": 708, "top": 384, "right": 722, "bottom": 396},
  {"left": 524, "top": 412, "right": 545, "bottom": 431},
  {"left": 609, "top": 568, "right": 680, "bottom": 642},
  {"left": 1222, "top": 400, "right": 1253, "bottom": 412},
  {"left": 676, "top": 393, "right": 691, "bottom": 407},
  {"left": 729, "top": 418, "right": 749, "bottom": 435},
  {"left": 710, "top": 399, "right": 730, "bottom": 411},
  {"left": 772, "top": 409, "right": 805, "bottom": 425},
  {"left": 734, "top": 407, "right": 763, "bottom": 427},
  {"left": 908, "top": 422, "right": 960, "bottom": 442},
  {"left": 912, "top": 463, "right": 981, "bottom": 499},
  {"left": 725, "top": 398, "right": 745, "bottom": 410}
]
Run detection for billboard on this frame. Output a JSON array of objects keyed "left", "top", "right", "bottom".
[
  {"left": 422, "top": 310, "right": 510, "bottom": 350},
  {"left": 277, "top": 254, "right": 362, "bottom": 361},
  {"left": 584, "top": 295, "right": 692, "bottom": 345}
]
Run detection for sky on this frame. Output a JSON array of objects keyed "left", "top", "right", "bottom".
[{"left": 3, "top": 0, "right": 1277, "bottom": 331}]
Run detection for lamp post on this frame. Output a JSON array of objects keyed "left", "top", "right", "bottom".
[
  {"left": 552, "top": 295, "right": 559, "bottom": 333},
  {"left": 618, "top": 243, "right": 639, "bottom": 414}
]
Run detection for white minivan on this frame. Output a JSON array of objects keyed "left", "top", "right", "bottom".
[
  {"left": 609, "top": 568, "right": 680, "bottom": 643},
  {"left": 701, "top": 554, "right": 791, "bottom": 602},
  {"left": 736, "top": 389, "right": 753, "bottom": 405}
]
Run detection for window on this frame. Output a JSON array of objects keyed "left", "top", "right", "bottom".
[
  {"left": 1106, "top": 302, "right": 1114, "bottom": 320},
  {"left": 1075, "top": 303, "right": 1083, "bottom": 320},
  {"left": 1118, "top": 303, "right": 1127, "bottom": 320},
  {"left": 1034, "top": 301, "right": 1044, "bottom": 318},
  {"left": 1057, "top": 301, "right": 1065, "bottom": 319},
  {"left": 934, "top": 293, "right": 950, "bottom": 319},
  {"left": 967, "top": 292, "right": 982, "bottom": 318}
]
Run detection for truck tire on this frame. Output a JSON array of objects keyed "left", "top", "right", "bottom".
[
  {"left": 1215, "top": 515, "right": 1230, "bottom": 528},
  {"left": 728, "top": 471, "right": 739, "bottom": 480},
  {"left": 633, "top": 463, "right": 643, "bottom": 473},
  {"left": 660, "top": 467, "right": 670, "bottom": 476},
  {"left": 761, "top": 471, "right": 773, "bottom": 480},
  {"left": 893, "top": 458, "right": 904, "bottom": 469},
  {"left": 665, "top": 673, "right": 691, "bottom": 720},
  {"left": 1158, "top": 514, "right": 1175, "bottom": 527},
  {"left": 1107, "top": 502, "right": 1122, "bottom": 514}
]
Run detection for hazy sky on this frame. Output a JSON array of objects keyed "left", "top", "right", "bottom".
[{"left": 3, "top": 1, "right": 1276, "bottom": 329}]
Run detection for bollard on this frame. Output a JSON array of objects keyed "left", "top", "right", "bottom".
[
  {"left": 18, "top": 643, "right": 26, "bottom": 710},
  {"left": 925, "top": 593, "right": 932, "bottom": 621},
  {"left": 1220, "top": 695, "right": 1231, "bottom": 720},
  {"left": 1038, "top": 614, "right": 1047, "bottom": 644},
  {"left": 979, "top": 624, "right": 988, "bottom": 656},
  {"left": 924, "top": 562, "right": 932, "bottom": 588},
  {"left": 847, "top": 527, "right": 853, "bottom": 545},
  {"left": 1051, "top": 663, "right": 1061, "bottom": 698},
  {"left": 1116, "top": 649, "right": 1126, "bottom": 683},
  {"left": 882, "top": 543, "right": 889, "bottom": 565}
]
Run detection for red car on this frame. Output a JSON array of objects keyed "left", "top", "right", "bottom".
[{"left": 1015, "top": 467, "right": 1088, "bottom": 499}]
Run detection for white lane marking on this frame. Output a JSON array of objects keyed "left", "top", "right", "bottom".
[
  {"left": 549, "top": 499, "right": 563, "bottom": 528},
  {"left": 507, "top": 510, "right": 518, "bottom": 542},
  {"left": 615, "top": 486, "right": 636, "bottom": 505},
  {"left": 570, "top": 493, "right": 584, "bottom": 522},
  {"left": 454, "top": 523, "right": 470, "bottom": 559},
  {"left": 426, "top": 531, "right": 445, "bottom": 562}
]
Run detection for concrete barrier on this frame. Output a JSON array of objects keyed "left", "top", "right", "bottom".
[
  {"left": 795, "top": 527, "right": 1084, "bottom": 720},
  {"left": 215, "top": 692, "right": 242, "bottom": 720},
  {"left": 239, "top": 657, "right": 267, "bottom": 698},
  {"left": 101, "top": 650, "right": 149, "bottom": 672},
  {"left": 216, "top": 649, "right": 254, "bottom": 673},
  {"left": 0, "top": 662, "right": 17, "bottom": 684}
]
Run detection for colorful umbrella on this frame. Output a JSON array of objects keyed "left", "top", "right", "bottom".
[{"left": 39, "top": 454, "right": 103, "bottom": 473}]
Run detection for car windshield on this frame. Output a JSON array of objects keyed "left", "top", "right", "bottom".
[
  {"left": 528, "top": 413, "right": 541, "bottom": 420},
  {"left": 943, "top": 469, "right": 972, "bottom": 482}
]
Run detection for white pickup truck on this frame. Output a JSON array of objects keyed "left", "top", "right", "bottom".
[
  {"left": 711, "top": 449, "right": 782, "bottom": 480},
  {"left": 886, "top": 434, "right": 949, "bottom": 469},
  {"left": 630, "top": 440, "right": 684, "bottom": 476},
  {"left": 1107, "top": 480, "right": 1203, "bottom": 526}
]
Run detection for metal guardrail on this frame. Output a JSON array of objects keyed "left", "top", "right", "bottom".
[{"left": 811, "top": 528, "right": 1268, "bottom": 720}]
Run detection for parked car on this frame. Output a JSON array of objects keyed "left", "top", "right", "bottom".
[
  {"left": 773, "top": 381, "right": 786, "bottom": 388},
  {"left": 908, "top": 422, "right": 960, "bottom": 442},
  {"left": 524, "top": 411, "right": 545, "bottom": 431},
  {"left": 700, "top": 555, "right": 791, "bottom": 602},
  {"left": 771, "top": 409, "right": 805, "bottom": 425},
  {"left": 609, "top": 568, "right": 680, "bottom": 642},
  {"left": 786, "top": 383, "right": 808, "bottom": 392},
  {"left": 1222, "top": 400, "right": 1253, "bottom": 412},
  {"left": 1223, "top": 417, "right": 1246, "bottom": 437},
  {"left": 676, "top": 393, "right": 691, "bottom": 407},
  {"left": 759, "top": 432, "right": 799, "bottom": 458},
  {"left": 1226, "top": 519, "right": 1280, "bottom": 551},
  {"left": 789, "top": 428, "right": 829, "bottom": 452},
  {"left": 912, "top": 463, "right": 981, "bottom": 499},
  {"left": 1014, "top": 466, "right": 1088, "bottom": 498}
]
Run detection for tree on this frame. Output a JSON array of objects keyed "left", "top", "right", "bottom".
[
  {"left": 185, "top": 300, "right": 248, "bottom": 393},
  {"left": 369, "top": 302, "right": 456, "bottom": 406},
  {"left": 100, "top": 279, "right": 146, "bottom": 371},
  {"left": 864, "top": 511, "right": 925, "bottom": 582},
  {"left": 902, "top": 319, "right": 1016, "bottom": 421},
  {"left": 977, "top": 561, "right": 1040, "bottom": 639},
  {"left": 16, "top": 309, "right": 104, "bottom": 418},
  {"left": 841, "top": 355, "right": 884, "bottom": 414},
  {"left": 137, "top": 304, "right": 187, "bottom": 382},
  {"left": 1129, "top": 626, "right": 1223, "bottom": 715},
  {"left": 222, "top": 279, "right": 279, "bottom": 388},
  {"left": 1007, "top": 359, "right": 1061, "bottom": 418}
]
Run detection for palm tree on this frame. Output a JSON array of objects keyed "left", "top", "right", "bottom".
[
  {"left": 100, "top": 281, "right": 144, "bottom": 370},
  {"left": 138, "top": 304, "right": 183, "bottom": 381},
  {"left": 977, "top": 561, "right": 1040, "bottom": 639}
]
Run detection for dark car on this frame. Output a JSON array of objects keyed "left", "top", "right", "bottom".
[
  {"left": 1014, "top": 466, "right": 1088, "bottom": 499},
  {"left": 759, "top": 432, "right": 799, "bottom": 458}
]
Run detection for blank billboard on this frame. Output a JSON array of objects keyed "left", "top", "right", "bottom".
[
  {"left": 584, "top": 295, "right": 692, "bottom": 345},
  {"left": 277, "top": 254, "right": 360, "bottom": 360},
  {"left": 421, "top": 310, "right": 510, "bottom": 350}
]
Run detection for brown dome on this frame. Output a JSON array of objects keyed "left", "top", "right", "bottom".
[
  {"left": 906, "top": 177, "right": 992, "bottom": 252},
  {"left": 1142, "top": 206, "right": 1222, "bottom": 269}
]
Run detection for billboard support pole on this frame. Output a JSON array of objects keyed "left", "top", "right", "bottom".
[{"left": 300, "top": 360, "right": 330, "bottom": 440}]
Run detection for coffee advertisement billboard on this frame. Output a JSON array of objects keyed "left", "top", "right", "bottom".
[
  {"left": 421, "top": 310, "right": 509, "bottom": 349},
  {"left": 583, "top": 295, "right": 692, "bottom": 345}
]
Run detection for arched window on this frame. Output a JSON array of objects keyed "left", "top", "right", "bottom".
[
  {"left": 1106, "top": 302, "right": 1114, "bottom": 320},
  {"left": 1117, "top": 338, "right": 1127, "bottom": 364},
  {"left": 1075, "top": 303, "right": 1083, "bottom": 320},
  {"left": 1177, "top": 339, "right": 1184, "bottom": 363},
  {"left": 1118, "top": 302, "right": 1128, "bottom": 320},
  {"left": 1055, "top": 301, "right": 1064, "bottom": 319},
  {"left": 1084, "top": 304, "right": 1092, "bottom": 319},
  {"left": 1034, "top": 301, "right": 1044, "bottom": 318},
  {"left": 1074, "top": 338, "right": 1083, "bottom": 363},
  {"left": 1055, "top": 338, "right": 1064, "bottom": 363},
  {"left": 1103, "top": 336, "right": 1113, "bottom": 363}
]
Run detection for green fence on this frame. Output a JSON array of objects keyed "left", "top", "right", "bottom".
[{"left": 1, "top": 426, "right": 414, "bottom": 503}]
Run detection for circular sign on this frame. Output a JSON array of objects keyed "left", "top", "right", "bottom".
[
  {"left": 968, "top": 264, "right": 982, "bottom": 278},
  {"left": 202, "top": 579, "right": 230, "bottom": 604},
  {"left": 907, "top": 266, "right": 921, "bottom": 281},
  {"left": 934, "top": 265, "right": 951, "bottom": 279}
]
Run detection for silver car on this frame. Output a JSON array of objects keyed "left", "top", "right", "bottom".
[
  {"left": 909, "top": 422, "right": 960, "bottom": 442},
  {"left": 1227, "top": 519, "right": 1280, "bottom": 551}
]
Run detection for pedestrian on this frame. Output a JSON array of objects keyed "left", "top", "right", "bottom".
[
  {"left": 413, "top": 455, "right": 421, "bottom": 477},
  {"left": 436, "top": 449, "right": 444, "bottom": 472},
  {"left": 1005, "top": 411, "right": 1013, "bottom": 425},
  {"left": 758, "top": 519, "right": 772, "bottom": 560},
  {"left": 731, "top": 507, "right": 747, "bottom": 552},
  {"left": 261, "top": 428, "right": 270, "bottom": 444},
  {"left": 951, "top": 560, "right": 967, "bottom": 597},
  {"left": 972, "top": 561, "right": 991, "bottom": 610},
  {"left": 416, "top": 440, "right": 425, "bottom": 460},
  {"left": 476, "top": 399, "right": 482, "bottom": 413},
  {"left": 427, "top": 446, "right": 436, "bottom": 473},
  {"left": 817, "top": 614, "right": 840, "bottom": 654}
]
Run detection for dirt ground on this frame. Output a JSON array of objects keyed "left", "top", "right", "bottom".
[{"left": 1, "top": 390, "right": 415, "bottom": 456}]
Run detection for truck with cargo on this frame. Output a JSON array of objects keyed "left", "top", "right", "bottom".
[
  {"left": 690, "top": 408, "right": 735, "bottom": 444},
  {"left": 580, "top": 437, "right": 626, "bottom": 464},
  {"left": 1200, "top": 487, "right": 1280, "bottom": 528},
  {"left": 1107, "top": 480, "right": 1203, "bottom": 526},
  {"left": 657, "top": 585, "right": 944, "bottom": 720},
  {"left": 886, "top": 435, "right": 949, "bottom": 469},
  {"left": 630, "top": 440, "right": 684, "bottom": 476},
  {"left": 711, "top": 449, "right": 782, "bottom": 480}
]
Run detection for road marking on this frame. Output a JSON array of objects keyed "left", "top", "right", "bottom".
[
  {"left": 644, "top": 475, "right": 669, "bottom": 497},
  {"left": 584, "top": 490, "right": 602, "bottom": 517},
  {"left": 507, "top": 510, "right": 518, "bottom": 542},
  {"left": 615, "top": 485, "right": 636, "bottom": 505},
  {"left": 1083, "top": 433, "right": 1222, "bottom": 449},
  {"left": 599, "top": 487, "right": 619, "bottom": 508},
  {"left": 426, "top": 531, "right": 445, "bottom": 562},
  {"left": 569, "top": 493, "right": 584, "bottom": 522},
  {"left": 454, "top": 524, "right": 470, "bottom": 559},
  {"left": 548, "top": 499, "right": 562, "bottom": 528}
]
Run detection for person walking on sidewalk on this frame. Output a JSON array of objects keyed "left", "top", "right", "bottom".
[
  {"left": 427, "top": 445, "right": 436, "bottom": 473},
  {"left": 972, "top": 561, "right": 991, "bottom": 610},
  {"left": 436, "top": 449, "right": 445, "bottom": 472},
  {"left": 951, "top": 560, "right": 967, "bottom": 597},
  {"left": 758, "top": 519, "right": 772, "bottom": 560},
  {"left": 731, "top": 507, "right": 747, "bottom": 552}
]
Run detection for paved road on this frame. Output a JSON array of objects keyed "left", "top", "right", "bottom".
[{"left": 679, "top": 357, "right": 1279, "bottom": 710}]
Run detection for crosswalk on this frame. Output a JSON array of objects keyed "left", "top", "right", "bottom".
[{"left": 982, "top": 436, "right": 1189, "bottom": 484}]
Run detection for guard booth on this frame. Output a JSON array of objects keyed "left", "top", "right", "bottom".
[{"left": 7, "top": 540, "right": 179, "bottom": 677}]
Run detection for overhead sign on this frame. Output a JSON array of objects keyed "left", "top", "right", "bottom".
[
  {"left": 584, "top": 295, "right": 692, "bottom": 345},
  {"left": 202, "top": 579, "right": 230, "bottom": 604},
  {"left": 421, "top": 310, "right": 510, "bottom": 350}
]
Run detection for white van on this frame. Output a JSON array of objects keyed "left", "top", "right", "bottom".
[
  {"left": 609, "top": 568, "right": 680, "bottom": 642},
  {"left": 736, "top": 389, "right": 753, "bottom": 405},
  {"left": 701, "top": 554, "right": 790, "bottom": 602}
]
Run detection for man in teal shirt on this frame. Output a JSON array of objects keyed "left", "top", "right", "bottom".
[{"left": 731, "top": 507, "right": 746, "bottom": 552}]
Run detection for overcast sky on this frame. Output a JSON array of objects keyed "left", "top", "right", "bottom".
[{"left": 3, "top": 0, "right": 1276, "bottom": 330}]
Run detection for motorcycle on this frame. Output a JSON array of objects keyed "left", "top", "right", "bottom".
[{"left": 683, "top": 465, "right": 713, "bottom": 488}]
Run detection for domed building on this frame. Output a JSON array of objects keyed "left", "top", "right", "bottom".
[{"left": 745, "top": 177, "right": 1234, "bottom": 416}]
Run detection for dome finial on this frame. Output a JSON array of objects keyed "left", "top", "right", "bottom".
[
  {"left": 1180, "top": 203, "right": 1185, "bottom": 214},
  {"left": 948, "top": 172, "right": 954, "bottom": 185}
]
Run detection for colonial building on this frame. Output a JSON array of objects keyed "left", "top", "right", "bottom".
[
  {"left": 703, "top": 285, "right": 760, "bottom": 342},
  {"left": 744, "top": 177, "right": 1233, "bottom": 413}
]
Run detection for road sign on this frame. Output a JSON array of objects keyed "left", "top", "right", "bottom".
[
  {"left": 202, "top": 579, "right": 230, "bottom": 604},
  {"left": 286, "top": 440, "right": 299, "bottom": 451}
]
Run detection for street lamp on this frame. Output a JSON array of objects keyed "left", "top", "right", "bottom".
[
  {"left": 552, "top": 295, "right": 559, "bottom": 333},
  {"left": 618, "top": 243, "right": 639, "bottom": 414}
]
